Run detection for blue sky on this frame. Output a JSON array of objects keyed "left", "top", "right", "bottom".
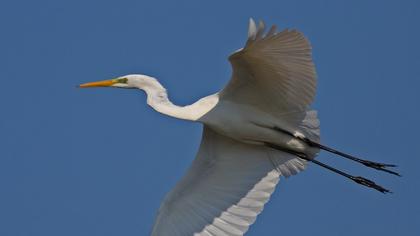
[{"left": 1, "top": 0, "right": 419, "bottom": 235}]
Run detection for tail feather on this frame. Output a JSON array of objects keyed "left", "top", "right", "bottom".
[{"left": 298, "top": 110, "right": 320, "bottom": 143}]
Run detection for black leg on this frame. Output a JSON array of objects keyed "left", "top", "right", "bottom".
[
  {"left": 265, "top": 143, "right": 391, "bottom": 193},
  {"left": 273, "top": 127, "right": 400, "bottom": 176}
]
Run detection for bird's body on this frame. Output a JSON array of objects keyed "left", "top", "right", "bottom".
[
  {"left": 79, "top": 19, "right": 398, "bottom": 236},
  {"left": 200, "top": 98, "right": 317, "bottom": 154}
]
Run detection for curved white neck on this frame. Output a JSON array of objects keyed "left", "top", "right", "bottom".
[{"left": 139, "top": 79, "right": 218, "bottom": 121}]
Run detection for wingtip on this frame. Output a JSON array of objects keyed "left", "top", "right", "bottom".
[
  {"left": 248, "top": 18, "right": 257, "bottom": 40},
  {"left": 255, "top": 20, "right": 265, "bottom": 40}
]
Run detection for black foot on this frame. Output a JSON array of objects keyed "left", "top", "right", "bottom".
[
  {"left": 351, "top": 176, "right": 391, "bottom": 193},
  {"left": 359, "top": 160, "right": 400, "bottom": 176}
]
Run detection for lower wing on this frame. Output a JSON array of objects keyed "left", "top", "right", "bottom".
[{"left": 151, "top": 126, "right": 307, "bottom": 236}]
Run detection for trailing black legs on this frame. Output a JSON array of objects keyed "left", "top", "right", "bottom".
[
  {"left": 273, "top": 127, "right": 400, "bottom": 176},
  {"left": 265, "top": 142, "right": 391, "bottom": 193}
]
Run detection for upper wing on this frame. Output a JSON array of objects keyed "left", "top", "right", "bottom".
[
  {"left": 220, "top": 19, "right": 317, "bottom": 120},
  {"left": 151, "top": 126, "right": 306, "bottom": 236}
]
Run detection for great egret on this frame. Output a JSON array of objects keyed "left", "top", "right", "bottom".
[{"left": 79, "top": 19, "right": 399, "bottom": 236}]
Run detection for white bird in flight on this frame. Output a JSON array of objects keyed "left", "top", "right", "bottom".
[{"left": 79, "top": 19, "right": 399, "bottom": 236}]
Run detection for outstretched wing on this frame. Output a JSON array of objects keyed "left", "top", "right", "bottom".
[
  {"left": 220, "top": 19, "right": 317, "bottom": 121},
  {"left": 151, "top": 126, "right": 306, "bottom": 236}
]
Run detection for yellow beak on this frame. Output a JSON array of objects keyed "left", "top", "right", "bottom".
[{"left": 79, "top": 79, "right": 117, "bottom": 88}]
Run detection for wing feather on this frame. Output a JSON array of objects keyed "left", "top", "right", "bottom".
[
  {"left": 221, "top": 19, "right": 317, "bottom": 121},
  {"left": 151, "top": 126, "right": 306, "bottom": 236}
]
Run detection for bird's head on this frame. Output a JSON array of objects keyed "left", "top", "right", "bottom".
[{"left": 79, "top": 74, "right": 159, "bottom": 90}]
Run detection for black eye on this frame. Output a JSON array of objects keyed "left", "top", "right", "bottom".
[{"left": 117, "top": 78, "right": 128, "bottom": 83}]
